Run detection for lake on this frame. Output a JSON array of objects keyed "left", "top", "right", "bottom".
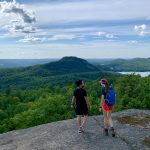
[{"left": 118, "top": 72, "right": 150, "bottom": 77}]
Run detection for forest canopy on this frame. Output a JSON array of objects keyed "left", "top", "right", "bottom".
[{"left": 0, "top": 74, "right": 149, "bottom": 134}]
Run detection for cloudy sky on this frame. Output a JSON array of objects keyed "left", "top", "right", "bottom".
[{"left": 0, "top": 0, "right": 150, "bottom": 58}]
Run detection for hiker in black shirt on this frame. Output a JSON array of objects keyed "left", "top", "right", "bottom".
[{"left": 71, "top": 80, "right": 91, "bottom": 133}]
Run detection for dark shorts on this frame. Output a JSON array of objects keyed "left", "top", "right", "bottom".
[{"left": 75, "top": 106, "right": 88, "bottom": 115}]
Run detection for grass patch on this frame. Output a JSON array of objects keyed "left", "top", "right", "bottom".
[
  {"left": 142, "top": 137, "right": 150, "bottom": 148},
  {"left": 117, "top": 115, "right": 150, "bottom": 127}
]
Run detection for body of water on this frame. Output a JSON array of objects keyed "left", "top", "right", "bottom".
[{"left": 118, "top": 72, "right": 150, "bottom": 77}]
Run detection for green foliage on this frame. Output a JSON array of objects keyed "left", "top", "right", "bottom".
[
  {"left": 0, "top": 57, "right": 120, "bottom": 90},
  {"left": 99, "top": 58, "right": 150, "bottom": 71},
  {"left": 115, "top": 75, "right": 150, "bottom": 110},
  {"left": 0, "top": 75, "right": 149, "bottom": 134},
  {"left": 0, "top": 86, "right": 75, "bottom": 133}
]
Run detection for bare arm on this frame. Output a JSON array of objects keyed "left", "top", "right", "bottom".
[
  {"left": 71, "top": 96, "right": 76, "bottom": 106},
  {"left": 85, "top": 96, "right": 91, "bottom": 109},
  {"left": 99, "top": 95, "right": 104, "bottom": 112},
  {"left": 99, "top": 95, "right": 104, "bottom": 107}
]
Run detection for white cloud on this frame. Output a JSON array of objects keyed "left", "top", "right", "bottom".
[
  {"left": 0, "top": 0, "right": 36, "bottom": 23},
  {"left": 105, "top": 34, "right": 114, "bottom": 39},
  {"left": 138, "top": 31, "right": 150, "bottom": 36},
  {"left": 29, "top": 0, "right": 150, "bottom": 25},
  {"left": 0, "top": 0, "right": 38, "bottom": 41},
  {"left": 134, "top": 24, "right": 150, "bottom": 36},
  {"left": 98, "top": 32, "right": 116, "bottom": 39},
  {"left": 19, "top": 35, "right": 46, "bottom": 43},
  {"left": 4, "top": 22, "right": 36, "bottom": 33},
  {"left": 49, "top": 34, "right": 76, "bottom": 41},
  {"left": 134, "top": 24, "right": 146, "bottom": 32},
  {"left": 128, "top": 40, "right": 137, "bottom": 44},
  {"left": 98, "top": 32, "right": 106, "bottom": 36},
  {"left": 0, "top": 0, "right": 150, "bottom": 59},
  {"left": 19, "top": 34, "right": 77, "bottom": 43}
]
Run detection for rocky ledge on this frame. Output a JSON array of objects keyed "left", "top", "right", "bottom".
[{"left": 0, "top": 109, "right": 150, "bottom": 150}]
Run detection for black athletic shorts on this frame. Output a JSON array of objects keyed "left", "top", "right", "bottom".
[{"left": 75, "top": 106, "right": 88, "bottom": 115}]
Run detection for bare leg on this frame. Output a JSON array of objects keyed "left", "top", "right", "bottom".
[
  {"left": 107, "top": 110, "right": 113, "bottom": 128},
  {"left": 107, "top": 110, "right": 115, "bottom": 137},
  {"left": 103, "top": 111, "right": 109, "bottom": 136},
  {"left": 103, "top": 111, "right": 109, "bottom": 128},
  {"left": 77, "top": 115, "right": 82, "bottom": 128},
  {"left": 81, "top": 115, "right": 87, "bottom": 127}
]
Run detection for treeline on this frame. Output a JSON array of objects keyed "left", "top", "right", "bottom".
[
  {"left": 0, "top": 70, "right": 119, "bottom": 90},
  {"left": 98, "top": 58, "right": 150, "bottom": 71},
  {"left": 0, "top": 75, "right": 150, "bottom": 133},
  {"left": 0, "top": 86, "right": 75, "bottom": 133},
  {"left": 115, "top": 74, "right": 150, "bottom": 110}
]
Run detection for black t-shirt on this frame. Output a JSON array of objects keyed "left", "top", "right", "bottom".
[{"left": 73, "top": 88, "right": 87, "bottom": 107}]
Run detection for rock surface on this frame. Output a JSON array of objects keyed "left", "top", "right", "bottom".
[{"left": 0, "top": 109, "right": 150, "bottom": 150}]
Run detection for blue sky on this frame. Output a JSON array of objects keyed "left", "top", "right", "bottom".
[{"left": 0, "top": 0, "right": 150, "bottom": 58}]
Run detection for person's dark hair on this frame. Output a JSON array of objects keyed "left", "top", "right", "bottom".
[
  {"left": 100, "top": 78, "right": 109, "bottom": 93},
  {"left": 75, "top": 80, "right": 83, "bottom": 87},
  {"left": 105, "top": 82, "right": 109, "bottom": 94}
]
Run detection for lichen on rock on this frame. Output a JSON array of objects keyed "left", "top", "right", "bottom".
[{"left": 117, "top": 115, "right": 150, "bottom": 128}]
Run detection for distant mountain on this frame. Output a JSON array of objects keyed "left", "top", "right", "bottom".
[
  {"left": 0, "top": 58, "right": 101, "bottom": 69},
  {"left": 42, "top": 56, "right": 99, "bottom": 73},
  {"left": 97, "top": 58, "right": 150, "bottom": 71},
  {"left": 0, "top": 59, "right": 57, "bottom": 68},
  {"left": 16, "top": 57, "right": 99, "bottom": 76},
  {"left": 1, "top": 58, "right": 150, "bottom": 71},
  {"left": 0, "top": 57, "right": 119, "bottom": 89}
]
